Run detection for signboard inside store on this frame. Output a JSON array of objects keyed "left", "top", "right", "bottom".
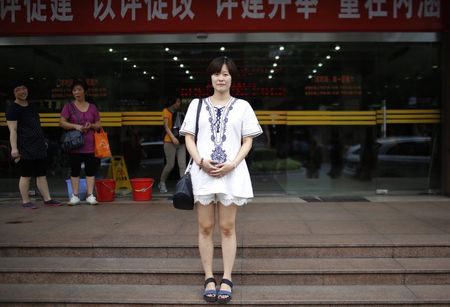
[
  {"left": 0, "top": 0, "right": 447, "bottom": 35},
  {"left": 305, "top": 74, "right": 362, "bottom": 97}
]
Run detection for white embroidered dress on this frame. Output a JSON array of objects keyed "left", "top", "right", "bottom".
[{"left": 180, "top": 97, "right": 263, "bottom": 206}]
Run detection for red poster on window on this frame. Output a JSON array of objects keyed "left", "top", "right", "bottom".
[{"left": 0, "top": 0, "right": 447, "bottom": 36}]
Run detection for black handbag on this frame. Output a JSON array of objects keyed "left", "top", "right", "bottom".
[
  {"left": 61, "top": 129, "right": 84, "bottom": 152},
  {"left": 173, "top": 98, "right": 202, "bottom": 210},
  {"left": 61, "top": 103, "right": 84, "bottom": 152}
]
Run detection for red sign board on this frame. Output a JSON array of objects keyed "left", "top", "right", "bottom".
[{"left": 0, "top": 0, "right": 447, "bottom": 36}]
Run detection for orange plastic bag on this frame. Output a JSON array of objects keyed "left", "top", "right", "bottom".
[{"left": 94, "top": 128, "right": 112, "bottom": 158}]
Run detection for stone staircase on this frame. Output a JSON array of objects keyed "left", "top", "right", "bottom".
[{"left": 1, "top": 244, "right": 450, "bottom": 305}]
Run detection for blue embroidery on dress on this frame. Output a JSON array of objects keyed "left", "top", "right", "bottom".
[{"left": 206, "top": 98, "right": 236, "bottom": 163}]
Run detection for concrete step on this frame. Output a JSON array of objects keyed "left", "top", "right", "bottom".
[
  {"left": 1, "top": 257, "right": 449, "bottom": 286},
  {"left": 1, "top": 283, "right": 450, "bottom": 305},
  {"left": 2, "top": 244, "right": 450, "bottom": 258}
]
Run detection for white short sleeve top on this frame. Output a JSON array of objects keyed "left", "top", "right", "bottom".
[{"left": 180, "top": 97, "right": 263, "bottom": 198}]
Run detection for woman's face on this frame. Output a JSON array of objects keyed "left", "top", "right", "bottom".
[
  {"left": 72, "top": 85, "right": 86, "bottom": 101},
  {"left": 211, "top": 64, "right": 232, "bottom": 94}
]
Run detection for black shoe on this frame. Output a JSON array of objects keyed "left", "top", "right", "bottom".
[
  {"left": 203, "top": 277, "right": 217, "bottom": 303},
  {"left": 217, "top": 278, "right": 233, "bottom": 304}
]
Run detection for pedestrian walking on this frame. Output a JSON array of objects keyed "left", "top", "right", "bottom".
[
  {"left": 158, "top": 96, "right": 186, "bottom": 193},
  {"left": 60, "top": 80, "right": 101, "bottom": 205},
  {"left": 180, "top": 56, "right": 262, "bottom": 303},
  {"left": 6, "top": 84, "right": 61, "bottom": 209}
]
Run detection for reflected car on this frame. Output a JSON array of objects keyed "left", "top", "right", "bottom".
[{"left": 343, "top": 136, "right": 432, "bottom": 177}]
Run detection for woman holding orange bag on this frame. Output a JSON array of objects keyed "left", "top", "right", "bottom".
[{"left": 60, "top": 79, "right": 101, "bottom": 205}]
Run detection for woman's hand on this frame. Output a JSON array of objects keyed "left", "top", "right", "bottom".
[
  {"left": 11, "top": 148, "right": 19, "bottom": 159},
  {"left": 172, "top": 137, "right": 180, "bottom": 145},
  {"left": 208, "top": 161, "right": 235, "bottom": 178},
  {"left": 74, "top": 124, "right": 85, "bottom": 132}
]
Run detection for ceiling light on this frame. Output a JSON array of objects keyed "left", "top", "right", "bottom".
[
  {"left": 189, "top": 76, "right": 193, "bottom": 79},
  {"left": 268, "top": 75, "right": 273, "bottom": 79},
  {"left": 318, "top": 63, "right": 323, "bottom": 67},
  {"left": 275, "top": 55, "right": 279, "bottom": 60},
  {"left": 151, "top": 76, "right": 155, "bottom": 79},
  {"left": 326, "top": 55, "right": 331, "bottom": 59},
  {"left": 308, "top": 75, "right": 312, "bottom": 79},
  {"left": 123, "top": 57, "right": 128, "bottom": 61},
  {"left": 8, "top": 66, "right": 15, "bottom": 70},
  {"left": 185, "top": 70, "right": 190, "bottom": 74},
  {"left": 272, "top": 63, "right": 277, "bottom": 67},
  {"left": 312, "top": 69, "right": 317, "bottom": 73},
  {"left": 220, "top": 46, "right": 225, "bottom": 51},
  {"left": 270, "top": 69, "right": 274, "bottom": 73},
  {"left": 143, "top": 71, "right": 147, "bottom": 75},
  {"left": 279, "top": 46, "right": 285, "bottom": 51},
  {"left": 432, "top": 65, "right": 438, "bottom": 69},
  {"left": 165, "top": 47, "right": 170, "bottom": 52},
  {"left": 334, "top": 45, "right": 341, "bottom": 51},
  {"left": 173, "top": 56, "right": 178, "bottom": 61},
  {"left": 133, "top": 64, "right": 137, "bottom": 68},
  {"left": 108, "top": 48, "right": 113, "bottom": 52},
  {"left": 180, "top": 64, "right": 184, "bottom": 68}
]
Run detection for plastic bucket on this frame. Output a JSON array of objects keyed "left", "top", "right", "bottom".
[
  {"left": 95, "top": 179, "right": 116, "bottom": 202},
  {"left": 131, "top": 178, "right": 154, "bottom": 201},
  {"left": 66, "top": 178, "right": 87, "bottom": 200}
]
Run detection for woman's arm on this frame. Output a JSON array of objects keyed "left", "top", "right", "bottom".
[
  {"left": 164, "top": 116, "right": 179, "bottom": 145},
  {"left": 185, "top": 134, "right": 218, "bottom": 173},
  {"left": 90, "top": 120, "right": 102, "bottom": 131},
  {"left": 6, "top": 120, "right": 19, "bottom": 158},
  {"left": 60, "top": 116, "right": 83, "bottom": 131}
]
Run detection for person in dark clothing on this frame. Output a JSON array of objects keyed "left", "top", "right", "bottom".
[
  {"left": 6, "top": 85, "right": 61, "bottom": 209},
  {"left": 306, "top": 139, "right": 322, "bottom": 178},
  {"left": 328, "top": 131, "right": 344, "bottom": 178}
]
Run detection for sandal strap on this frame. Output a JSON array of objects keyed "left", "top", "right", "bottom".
[
  {"left": 204, "top": 277, "right": 216, "bottom": 287},
  {"left": 220, "top": 278, "right": 233, "bottom": 288}
]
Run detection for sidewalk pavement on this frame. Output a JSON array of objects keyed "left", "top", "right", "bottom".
[{"left": 1, "top": 195, "right": 450, "bottom": 247}]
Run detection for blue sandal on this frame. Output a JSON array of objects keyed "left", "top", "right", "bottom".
[
  {"left": 203, "top": 277, "right": 217, "bottom": 303},
  {"left": 217, "top": 278, "right": 233, "bottom": 304}
]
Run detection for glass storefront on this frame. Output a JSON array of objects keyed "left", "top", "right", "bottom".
[{"left": 0, "top": 38, "right": 442, "bottom": 197}]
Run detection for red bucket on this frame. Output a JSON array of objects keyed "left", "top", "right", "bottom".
[
  {"left": 131, "top": 178, "right": 154, "bottom": 201},
  {"left": 95, "top": 179, "right": 116, "bottom": 202}
]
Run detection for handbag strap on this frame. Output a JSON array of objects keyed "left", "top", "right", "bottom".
[
  {"left": 186, "top": 98, "right": 203, "bottom": 173},
  {"left": 68, "top": 102, "right": 82, "bottom": 125}
]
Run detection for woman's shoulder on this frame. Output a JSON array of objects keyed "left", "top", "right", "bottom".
[
  {"left": 233, "top": 97, "right": 252, "bottom": 108},
  {"left": 88, "top": 102, "right": 99, "bottom": 111}
]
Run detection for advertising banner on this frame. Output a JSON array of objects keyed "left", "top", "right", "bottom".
[{"left": 0, "top": 0, "right": 447, "bottom": 36}]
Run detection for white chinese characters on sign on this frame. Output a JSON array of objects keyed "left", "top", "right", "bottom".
[
  {"left": 0, "top": 0, "right": 443, "bottom": 24},
  {"left": 94, "top": 0, "right": 116, "bottom": 21},
  {"left": 338, "top": 0, "right": 440, "bottom": 19},
  {"left": 268, "top": 0, "right": 292, "bottom": 19},
  {"left": 418, "top": 0, "right": 440, "bottom": 17},
  {"left": 173, "top": 0, "right": 194, "bottom": 20},
  {"left": 50, "top": 0, "right": 73, "bottom": 21},
  {"left": 365, "top": 0, "right": 388, "bottom": 19},
  {"left": 25, "top": 0, "right": 46, "bottom": 22},
  {"left": 121, "top": 0, "right": 142, "bottom": 20},
  {"left": 217, "top": 0, "right": 239, "bottom": 20},
  {"left": 242, "top": 0, "right": 265, "bottom": 19},
  {"left": 1, "top": 0, "right": 21, "bottom": 22},
  {"left": 295, "top": 0, "right": 318, "bottom": 19},
  {"left": 339, "top": 0, "right": 361, "bottom": 18}
]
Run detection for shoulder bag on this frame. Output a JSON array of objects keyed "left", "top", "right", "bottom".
[
  {"left": 61, "top": 103, "right": 84, "bottom": 152},
  {"left": 173, "top": 98, "right": 202, "bottom": 210}
]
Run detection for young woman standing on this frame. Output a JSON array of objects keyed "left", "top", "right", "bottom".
[{"left": 180, "top": 57, "right": 262, "bottom": 303}]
